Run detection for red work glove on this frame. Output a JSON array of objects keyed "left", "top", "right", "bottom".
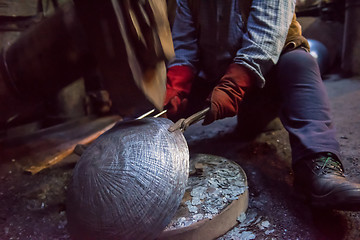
[
  {"left": 203, "top": 63, "right": 253, "bottom": 125},
  {"left": 164, "top": 65, "right": 194, "bottom": 120}
]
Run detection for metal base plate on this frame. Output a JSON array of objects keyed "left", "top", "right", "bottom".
[{"left": 159, "top": 154, "right": 249, "bottom": 240}]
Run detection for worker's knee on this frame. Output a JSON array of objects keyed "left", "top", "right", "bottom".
[{"left": 275, "top": 48, "right": 322, "bottom": 86}]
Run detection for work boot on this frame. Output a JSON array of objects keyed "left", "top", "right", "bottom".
[{"left": 293, "top": 152, "right": 360, "bottom": 211}]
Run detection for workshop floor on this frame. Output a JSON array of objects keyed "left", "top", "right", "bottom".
[{"left": 0, "top": 73, "right": 360, "bottom": 240}]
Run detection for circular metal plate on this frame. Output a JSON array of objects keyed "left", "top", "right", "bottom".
[{"left": 159, "top": 154, "right": 248, "bottom": 240}]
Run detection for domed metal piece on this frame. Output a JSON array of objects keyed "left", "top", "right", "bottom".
[
  {"left": 308, "top": 38, "right": 330, "bottom": 75},
  {"left": 66, "top": 117, "right": 189, "bottom": 240}
]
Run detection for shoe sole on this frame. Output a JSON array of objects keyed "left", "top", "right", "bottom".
[
  {"left": 294, "top": 186, "right": 360, "bottom": 211},
  {"left": 311, "top": 192, "right": 360, "bottom": 211}
]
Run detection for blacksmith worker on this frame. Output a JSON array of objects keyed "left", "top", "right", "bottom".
[{"left": 164, "top": 0, "right": 360, "bottom": 210}]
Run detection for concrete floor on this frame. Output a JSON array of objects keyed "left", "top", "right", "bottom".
[{"left": 0, "top": 73, "right": 360, "bottom": 239}]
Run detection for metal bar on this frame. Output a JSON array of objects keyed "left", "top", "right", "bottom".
[
  {"left": 136, "top": 108, "right": 155, "bottom": 119},
  {"left": 153, "top": 109, "right": 167, "bottom": 118}
]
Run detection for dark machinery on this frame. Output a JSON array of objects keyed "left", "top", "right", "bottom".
[{"left": 0, "top": 0, "right": 173, "bottom": 134}]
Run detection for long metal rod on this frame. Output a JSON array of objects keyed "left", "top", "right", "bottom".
[
  {"left": 153, "top": 109, "right": 167, "bottom": 118},
  {"left": 136, "top": 108, "right": 167, "bottom": 119},
  {"left": 136, "top": 109, "right": 155, "bottom": 119}
]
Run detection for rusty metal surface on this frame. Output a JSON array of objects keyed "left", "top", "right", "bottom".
[{"left": 0, "top": 115, "right": 121, "bottom": 174}]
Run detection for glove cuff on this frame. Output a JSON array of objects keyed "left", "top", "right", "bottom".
[
  {"left": 164, "top": 65, "right": 194, "bottom": 107},
  {"left": 221, "top": 63, "right": 253, "bottom": 89},
  {"left": 166, "top": 65, "right": 194, "bottom": 95},
  {"left": 203, "top": 64, "right": 254, "bottom": 125}
]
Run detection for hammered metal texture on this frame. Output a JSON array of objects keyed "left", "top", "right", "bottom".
[{"left": 66, "top": 117, "right": 189, "bottom": 240}]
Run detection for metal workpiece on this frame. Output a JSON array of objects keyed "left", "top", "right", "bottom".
[{"left": 66, "top": 117, "right": 189, "bottom": 240}]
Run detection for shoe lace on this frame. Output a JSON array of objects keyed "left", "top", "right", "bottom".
[{"left": 313, "top": 153, "right": 345, "bottom": 177}]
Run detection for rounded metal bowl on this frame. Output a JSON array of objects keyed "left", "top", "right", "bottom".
[{"left": 66, "top": 117, "right": 189, "bottom": 240}]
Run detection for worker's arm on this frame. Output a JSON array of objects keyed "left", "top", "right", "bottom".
[
  {"left": 234, "top": 0, "right": 295, "bottom": 88},
  {"left": 164, "top": 0, "right": 199, "bottom": 120},
  {"left": 204, "top": 0, "right": 295, "bottom": 124},
  {"left": 167, "top": 0, "right": 199, "bottom": 71}
]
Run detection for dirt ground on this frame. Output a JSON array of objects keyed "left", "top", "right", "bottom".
[{"left": 0, "top": 72, "right": 360, "bottom": 240}]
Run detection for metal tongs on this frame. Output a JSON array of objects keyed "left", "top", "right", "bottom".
[
  {"left": 168, "top": 107, "right": 210, "bottom": 132},
  {"left": 136, "top": 107, "right": 210, "bottom": 133}
]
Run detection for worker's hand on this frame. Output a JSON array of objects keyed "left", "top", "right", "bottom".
[
  {"left": 203, "top": 63, "right": 253, "bottom": 125},
  {"left": 164, "top": 65, "right": 194, "bottom": 121}
]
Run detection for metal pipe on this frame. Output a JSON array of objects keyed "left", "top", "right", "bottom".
[{"left": 341, "top": 0, "right": 360, "bottom": 76}]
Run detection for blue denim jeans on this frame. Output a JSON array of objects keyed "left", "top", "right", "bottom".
[{"left": 272, "top": 48, "right": 340, "bottom": 164}]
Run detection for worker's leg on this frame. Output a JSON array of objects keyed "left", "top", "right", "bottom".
[
  {"left": 273, "top": 48, "right": 340, "bottom": 164},
  {"left": 273, "top": 49, "right": 360, "bottom": 211}
]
